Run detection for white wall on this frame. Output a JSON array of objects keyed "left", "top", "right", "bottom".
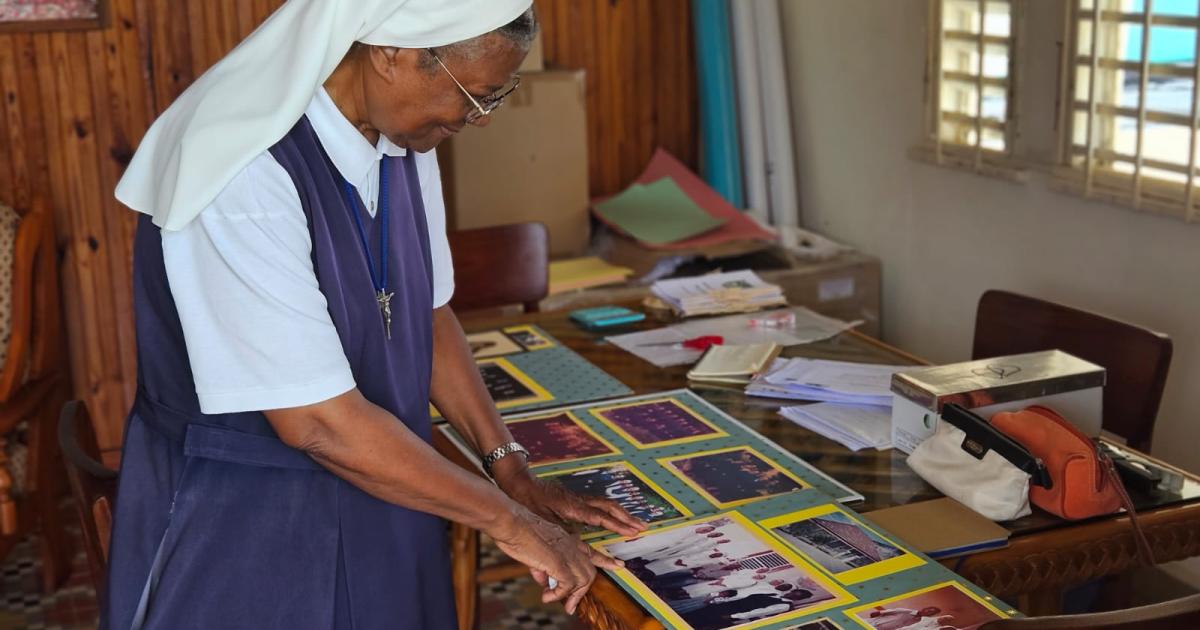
[{"left": 779, "top": 0, "right": 1200, "bottom": 472}]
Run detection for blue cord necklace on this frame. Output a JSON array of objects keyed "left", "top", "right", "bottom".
[{"left": 341, "top": 156, "right": 393, "bottom": 340}]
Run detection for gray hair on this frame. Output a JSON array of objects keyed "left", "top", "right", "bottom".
[{"left": 429, "top": 7, "right": 538, "bottom": 64}]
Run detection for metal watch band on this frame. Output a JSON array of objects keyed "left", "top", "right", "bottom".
[{"left": 481, "top": 441, "right": 530, "bottom": 478}]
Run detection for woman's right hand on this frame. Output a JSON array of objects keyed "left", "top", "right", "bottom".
[{"left": 488, "top": 504, "right": 625, "bottom": 614}]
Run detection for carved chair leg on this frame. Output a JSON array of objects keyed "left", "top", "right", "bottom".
[
  {"left": 29, "top": 397, "right": 71, "bottom": 593},
  {"left": 449, "top": 521, "right": 480, "bottom": 630},
  {"left": 0, "top": 437, "right": 15, "bottom": 536}
]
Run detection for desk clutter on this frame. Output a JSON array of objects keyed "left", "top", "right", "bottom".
[
  {"left": 651, "top": 270, "right": 788, "bottom": 317},
  {"left": 445, "top": 284, "right": 1144, "bottom": 627},
  {"left": 442, "top": 389, "right": 1019, "bottom": 629},
  {"left": 609, "top": 306, "right": 859, "bottom": 368}
]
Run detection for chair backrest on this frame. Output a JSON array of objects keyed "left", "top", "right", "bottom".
[
  {"left": 0, "top": 198, "right": 64, "bottom": 401},
  {"left": 447, "top": 222, "right": 549, "bottom": 314},
  {"left": 973, "top": 290, "right": 1173, "bottom": 452},
  {"left": 57, "top": 400, "right": 118, "bottom": 597},
  {"left": 980, "top": 592, "right": 1200, "bottom": 629}
]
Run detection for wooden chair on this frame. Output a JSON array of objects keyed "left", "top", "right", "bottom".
[
  {"left": 448, "top": 222, "right": 550, "bottom": 314},
  {"left": 980, "top": 592, "right": 1200, "bottom": 628},
  {"left": 444, "top": 222, "right": 550, "bottom": 629},
  {"left": 973, "top": 290, "right": 1173, "bottom": 452},
  {"left": 0, "top": 197, "right": 71, "bottom": 592},
  {"left": 58, "top": 400, "right": 117, "bottom": 598}
]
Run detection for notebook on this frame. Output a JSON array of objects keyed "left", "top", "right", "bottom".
[
  {"left": 548, "top": 257, "right": 633, "bottom": 294},
  {"left": 864, "top": 498, "right": 1011, "bottom": 559},
  {"left": 686, "top": 342, "right": 783, "bottom": 385}
]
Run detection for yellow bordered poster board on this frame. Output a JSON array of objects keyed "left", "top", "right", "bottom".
[
  {"left": 436, "top": 390, "right": 1015, "bottom": 628},
  {"left": 433, "top": 325, "right": 633, "bottom": 418},
  {"left": 436, "top": 389, "right": 1017, "bottom": 629}
]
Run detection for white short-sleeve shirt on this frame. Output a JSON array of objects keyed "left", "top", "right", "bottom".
[{"left": 161, "top": 88, "right": 455, "bottom": 415}]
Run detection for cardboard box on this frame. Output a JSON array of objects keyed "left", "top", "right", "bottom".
[
  {"left": 539, "top": 245, "right": 884, "bottom": 339},
  {"left": 440, "top": 70, "right": 589, "bottom": 257},
  {"left": 519, "top": 31, "right": 544, "bottom": 73}
]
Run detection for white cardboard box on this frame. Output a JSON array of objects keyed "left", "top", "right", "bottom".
[{"left": 890, "top": 350, "right": 1106, "bottom": 454}]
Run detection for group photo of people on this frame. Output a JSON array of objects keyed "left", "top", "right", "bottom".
[{"left": 604, "top": 515, "right": 843, "bottom": 630}]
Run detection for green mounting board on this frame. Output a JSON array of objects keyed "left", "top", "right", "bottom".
[
  {"left": 440, "top": 324, "right": 633, "bottom": 418},
  {"left": 438, "top": 390, "right": 1017, "bottom": 630}
]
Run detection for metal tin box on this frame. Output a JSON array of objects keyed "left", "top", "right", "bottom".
[{"left": 890, "top": 350, "right": 1106, "bottom": 453}]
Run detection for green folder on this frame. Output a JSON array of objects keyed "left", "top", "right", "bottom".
[{"left": 594, "top": 178, "right": 728, "bottom": 245}]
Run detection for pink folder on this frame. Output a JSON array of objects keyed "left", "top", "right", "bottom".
[{"left": 592, "top": 148, "right": 777, "bottom": 251}]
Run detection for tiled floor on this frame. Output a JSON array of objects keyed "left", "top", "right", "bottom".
[
  {"left": 1, "top": 527, "right": 97, "bottom": 630},
  {"left": 0, "top": 526, "right": 579, "bottom": 630}
]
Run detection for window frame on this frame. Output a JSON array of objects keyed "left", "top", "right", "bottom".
[
  {"left": 917, "top": 0, "right": 1026, "bottom": 179},
  {"left": 1057, "top": 0, "right": 1200, "bottom": 223}
]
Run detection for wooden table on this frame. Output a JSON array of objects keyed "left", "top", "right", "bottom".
[{"left": 440, "top": 308, "right": 1200, "bottom": 630}]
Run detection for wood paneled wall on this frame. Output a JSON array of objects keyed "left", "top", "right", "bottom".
[{"left": 0, "top": 0, "right": 697, "bottom": 450}]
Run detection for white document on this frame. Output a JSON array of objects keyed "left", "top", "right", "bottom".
[
  {"left": 606, "top": 307, "right": 861, "bottom": 368},
  {"left": 749, "top": 357, "right": 910, "bottom": 406},
  {"left": 780, "top": 403, "right": 893, "bottom": 451},
  {"left": 605, "top": 327, "right": 698, "bottom": 368}
]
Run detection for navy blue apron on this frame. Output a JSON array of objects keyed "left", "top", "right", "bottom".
[{"left": 102, "top": 117, "right": 456, "bottom": 629}]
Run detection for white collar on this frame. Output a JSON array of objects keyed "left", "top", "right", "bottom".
[{"left": 307, "top": 87, "right": 407, "bottom": 187}]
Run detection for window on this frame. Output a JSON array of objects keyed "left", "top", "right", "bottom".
[
  {"left": 922, "top": 0, "right": 1019, "bottom": 173},
  {"left": 1063, "top": 0, "right": 1200, "bottom": 222}
]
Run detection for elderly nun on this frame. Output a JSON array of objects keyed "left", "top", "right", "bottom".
[{"left": 104, "top": 1, "right": 645, "bottom": 627}]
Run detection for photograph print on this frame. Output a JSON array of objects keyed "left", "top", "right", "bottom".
[
  {"left": 476, "top": 358, "right": 554, "bottom": 410},
  {"left": 762, "top": 505, "right": 924, "bottom": 585},
  {"left": 502, "top": 325, "right": 555, "bottom": 351},
  {"left": 593, "top": 397, "right": 727, "bottom": 448},
  {"left": 597, "top": 512, "right": 852, "bottom": 630},
  {"left": 846, "top": 582, "right": 1010, "bottom": 630},
  {"left": 662, "top": 447, "right": 810, "bottom": 508},
  {"left": 505, "top": 411, "right": 619, "bottom": 467},
  {"left": 539, "top": 462, "right": 690, "bottom": 536},
  {"left": 465, "top": 330, "right": 523, "bottom": 358}
]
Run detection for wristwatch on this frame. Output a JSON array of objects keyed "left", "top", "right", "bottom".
[{"left": 481, "top": 441, "right": 530, "bottom": 478}]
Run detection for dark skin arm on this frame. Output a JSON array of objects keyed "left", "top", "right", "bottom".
[
  {"left": 429, "top": 306, "right": 647, "bottom": 606},
  {"left": 263, "top": 307, "right": 643, "bottom": 614},
  {"left": 429, "top": 305, "right": 646, "bottom": 534},
  {"left": 265, "top": 388, "right": 608, "bottom": 613}
]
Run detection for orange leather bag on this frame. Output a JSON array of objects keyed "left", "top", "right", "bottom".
[{"left": 990, "top": 405, "right": 1122, "bottom": 520}]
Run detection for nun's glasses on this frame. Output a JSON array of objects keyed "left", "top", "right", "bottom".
[{"left": 428, "top": 49, "right": 521, "bottom": 125}]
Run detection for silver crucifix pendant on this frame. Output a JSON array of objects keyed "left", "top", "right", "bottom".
[{"left": 376, "top": 289, "right": 394, "bottom": 340}]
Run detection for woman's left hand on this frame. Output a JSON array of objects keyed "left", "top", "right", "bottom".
[{"left": 496, "top": 467, "right": 647, "bottom": 538}]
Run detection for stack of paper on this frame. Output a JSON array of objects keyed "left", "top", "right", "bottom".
[
  {"left": 548, "top": 257, "right": 633, "bottom": 294},
  {"left": 746, "top": 357, "right": 910, "bottom": 405},
  {"left": 687, "top": 343, "right": 782, "bottom": 385},
  {"left": 779, "top": 403, "right": 893, "bottom": 451},
  {"left": 650, "top": 270, "right": 786, "bottom": 317}
]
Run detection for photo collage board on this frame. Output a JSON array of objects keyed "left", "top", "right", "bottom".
[
  {"left": 439, "top": 389, "right": 1017, "bottom": 630},
  {"left": 434, "top": 325, "right": 633, "bottom": 418}
]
